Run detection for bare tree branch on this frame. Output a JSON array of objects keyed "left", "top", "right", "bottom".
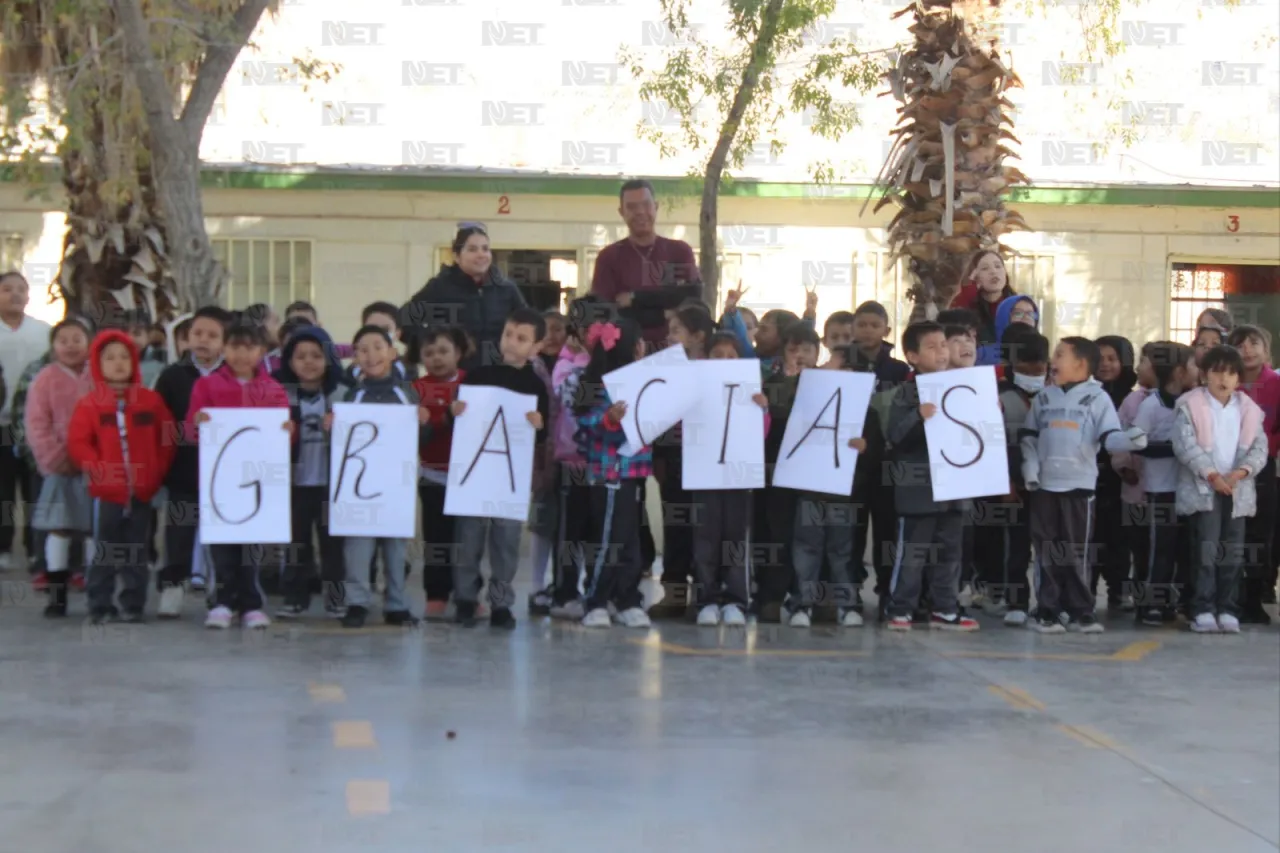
[
  {"left": 112, "top": 0, "right": 179, "bottom": 136},
  {"left": 179, "top": 0, "right": 272, "bottom": 146}
]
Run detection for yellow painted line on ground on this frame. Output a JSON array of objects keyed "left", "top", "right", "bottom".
[
  {"left": 345, "top": 779, "right": 390, "bottom": 816},
  {"left": 1056, "top": 724, "right": 1104, "bottom": 749},
  {"left": 332, "top": 721, "right": 377, "bottom": 749},
  {"left": 989, "top": 685, "right": 1048, "bottom": 712},
  {"left": 1108, "top": 640, "right": 1162, "bottom": 662},
  {"left": 308, "top": 683, "right": 347, "bottom": 703}
]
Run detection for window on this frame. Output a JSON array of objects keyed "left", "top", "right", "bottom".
[
  {"left": 212, "top": 239, "right": 312, "bottom": 309},
  {"left": 1169, "top": 262, "right": 1280, "bottom": 343}
]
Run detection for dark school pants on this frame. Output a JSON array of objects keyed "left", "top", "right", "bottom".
[
  {"left": 1093, "top": 486, "right": 1132, "bottom": 602},
  {"left": 753, "top": 485, "right": 796, "bottom": 608},
  {"left": 1136, "top": 491, "right": 1179, "bottom": 614},
  {"left": 420, "top": 482, "right": 457, "bottom": 602},
  {"left": 584, "top": 480, "right": 645, "bottom": 613},
  {"left": 972, "top": 495, "right": 1033, "bottom": 611},
  {"left": 1190, "top": 494, "right": 1246, "bottom": 618},
  {"left": 282, "top": 485, "right": 345, "bottom": 610},
  {"left": 210, "top": 544, "right": 265, "bottom": 615},
  {"left": 0, "top": 429, "right": 36, "bottom": 556},
  {"left": 159, "top": 490, "right": 198, "bottom": 591},
  {"left": 554, "top": 479, "right": 595, "bottom": 606},
  {"left": 1241, "top": 457, "right": 1276, "bottom": 611},
  {"left": 792, "top": 494, "right": 856, "bottom": 610},
  {"left": 691, "top": 490, "right": 752, "bottom": 608},
  {"left": 887, "top": 511, "right": 963, "bottom": 617},
  {"left": 1029, "top": 491, "right": 1096, "bottom": 619},
  {"left": 659, "top": 469, "right": 695, "bottom": 588},
  {"left": 88, "top": 498, "right": 152, "bottom": 614}
]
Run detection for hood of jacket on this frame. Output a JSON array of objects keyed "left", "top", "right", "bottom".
[
  {"left": 274, "top": 325, "right": 343, "bottom": 395},
  {"left": 993, "top": 295, "right": 1039, "bottom": 343},
  {"left": 1095, "top": 334, "right": 1137, "bottom": 409},
  {"left": 89, "top": 329, "right": 141, "bottom": 387}
]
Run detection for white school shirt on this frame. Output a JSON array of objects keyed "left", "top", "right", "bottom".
[
  {"left": 1208, "top": 393, "right": 1242, "bottom": 475},
  {"left": 1133, "top": 392, "right": 1179, "bottom": 494},
  {"left": 0, "top": 314, "right": 52, "bottom": 425}
]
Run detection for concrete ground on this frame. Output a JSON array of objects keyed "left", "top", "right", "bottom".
[{"left": 1, "top": 577, "right": 1277, "bottom": 853}]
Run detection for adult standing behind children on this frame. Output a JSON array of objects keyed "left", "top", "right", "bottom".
[
  {"left": 0, "top": 271, "right": 50, "bottom": 572},
  {"left": 590, "top": 179, "right": 702, "bottom": 347},
  {"left": 401, "top": 225, "right": 526, "bottom": 370},
  {"left": 949, "top": 251, "right": 1020, "bottom": 366}
]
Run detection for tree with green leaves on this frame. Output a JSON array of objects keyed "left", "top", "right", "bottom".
[
  {"left": 1, "top": 1, "right": 296, "bottom": 318},
  {"left": 622, "top": 0, "right": 886, "bottom": 310}
]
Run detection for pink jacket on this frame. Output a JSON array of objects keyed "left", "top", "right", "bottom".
[
  {"left": 552, "top": 345, "right": 590, "bottom": 465},
  {"left": 1111, "top": 387, "right": 1152, "bottom": 504},
  {"left": 1239, "top": 365, "right": 1280, "bottom": 459},
  {"left": 185, "top": 363, "right": 290, "bottom": 438},
  {"left": 1181, "top": 386, "right": 1263, "bottom": 452},
  {"left": 25, "top": 362, "right": 94, "bottom": 476}
]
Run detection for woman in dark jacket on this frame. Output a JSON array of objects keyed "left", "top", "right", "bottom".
[{"left": 400, "top": 225, "right": 526, "bottom": 371}]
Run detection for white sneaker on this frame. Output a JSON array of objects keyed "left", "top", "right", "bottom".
[
  {"left": 1003, "top": 609, "right": 1028, "bottom": 627},
  {"left": 582, "top": 607, "right": 611, "bottom": 628},
  {"left": 550, "top": 599, "right": 585, "bottom": 621},
  {"left": 721, "top": 603, "right": 747, "bottom": 626},
  {"left": 157, "top": 586, "right": 184, "bottom": 619},
  {"left": 696, "top": 604, "right": 721, "bottom": 626},
  {"left": 1217, "top": 613, "right": 1240, "bottom": 634},
  {"left": 1190, "top": 612, "right": 1219, "bottom": 633},
  {"left": 242, "top": 610, "right": 271, "bottom": 630},
  {"left": 788, "top": 609, "right": 811, "bottom": 628},
  {"left": 204, "top": 605, "right": 233, "bottom": 630},
  {"left": 838, "top": 608, "right": 864, "bottom": 628},
  {"left": 615, "top": 607, "right": 651, "bottom": 628},
  {"left": 985, "top": 598, "right": 1010, "bottom": 617},
  {"left": 0, "top": 552, "right": 12, "bottom": 571}
]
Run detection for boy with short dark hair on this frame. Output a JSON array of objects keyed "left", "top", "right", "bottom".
[
  {"left": 344, "top": 301, "right": 416, "bottom": 385},
  {"left": 449, "top": 307, "right": 550, "bottom": 629},
  {"left": 884, "top": 322, "right": 976, "bottom": 631},
  {"left": 976, "top": 326, "right": 1047, "bottom": 626},
  {"left": 1021, "top": 337, "right": 1148, "bottom": 633},
  {"left": 285, "top": 300, "right": 318, "bottom": 324},
  {"left": 822, "top": 310, "right": 856, "bottom": 360},
  {"left": 850, "top": 301, "right": 909, "bottom": 390}
]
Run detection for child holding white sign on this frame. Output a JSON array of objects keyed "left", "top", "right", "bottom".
[
  {"left": 884, "top": 322, "right": 978, "bottom": 632},
  {"left": 335, "top": 325, "right": 430, "bottom": 629},
  {"left": 449, "top": 307, "right": 549, "bottom": 630},
  {"left": 189, "top": 323, "right": 291, "bottom": 629},
  {"left": 574, "top": 318, "right": 653, "bottom": 629}
]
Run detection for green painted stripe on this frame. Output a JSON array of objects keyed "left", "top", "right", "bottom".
[{"left": 5, "top": 163, "right": 1277, "bottom": 208}]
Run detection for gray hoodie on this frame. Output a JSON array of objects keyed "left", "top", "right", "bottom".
[{"left": 1020, "top": 378, "right": 1142, "bottom": 493}]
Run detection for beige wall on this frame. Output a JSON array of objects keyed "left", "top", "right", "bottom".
[{"left": 2, "top": 184, "right": 1277, "bottom": 346}]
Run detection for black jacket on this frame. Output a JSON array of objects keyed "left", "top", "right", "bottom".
[
  {"left": 461, "top": 363, "right": 549, "bottom": 444},
  {"left": 154, "top": 354, "right": 215, "bottom": 495},
  {"left": 401, "top": 264, "right": 526, "bottom": 371},
  {"left": 885, "top": 378, "right": 967, "bottom": 516}
]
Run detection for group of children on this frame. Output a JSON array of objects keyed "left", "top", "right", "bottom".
[{"left": 13, "top": 255, "right": 1279, "bottom": 637}]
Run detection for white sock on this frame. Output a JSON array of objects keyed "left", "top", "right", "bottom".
[
  {"left": 530, "top": 534, "right": 553, "bottom": 591},
  {"left": 45, "top": 535, "right": 71, "bottom": 574}
]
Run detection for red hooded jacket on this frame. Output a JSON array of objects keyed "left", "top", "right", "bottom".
[{"left": 67, "top": 330, "right": 178, "bottom": 504}]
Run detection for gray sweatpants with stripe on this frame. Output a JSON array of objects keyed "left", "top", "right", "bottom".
[
  {"left": 1029, "top": 490, "right": 1095, "bottom": 618},
  {"left": 453, "top": 516, "right": 522, "bottom": 610},
  {"left": 888, "top": 511, "right": 964, "bottom": 617}
]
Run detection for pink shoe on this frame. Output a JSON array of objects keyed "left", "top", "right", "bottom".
[
  {"left": 242, "top": 610, "right": 271, "bottom": 630},
  {"left": 425, "top": 600, "right": 448, "bottom": 618}
]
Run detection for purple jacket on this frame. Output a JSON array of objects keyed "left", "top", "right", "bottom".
[{"left": 551, "top": 345, "right": 590, "bottom": 465}]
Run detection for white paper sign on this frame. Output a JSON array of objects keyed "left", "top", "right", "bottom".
[
  {"left": 329, "top": 403, "right": 419, "bottom": 538},
  {"left": 917, "top": 366, "right": 1010, "bottom": 502},
  {"left": 198, "top": 408, "right": 291, "bottom": 544},
  {"left": 444, "top": 385, "right": 538, "bottom": 521},
  {"left": 602, "top": 345, "right": 699, "bottom": 456},
  {"left": 772, "top": 370, "right": 875, "bottom": 497},
  {"left": 682, "top": 359, "right": 766, "bottom": 490}
]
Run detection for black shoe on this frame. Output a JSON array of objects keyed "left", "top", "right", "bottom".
[
  {"left": 1240, "top": 607, "right": 1272, "bottom": 625},
  {"left": 119, "top": 610, "right": 145, "bottom": 624},
  {"left": 490, "top": 607, "right": 516, "bottom": 631},
  {"left": 1137, "top": 608, "right": 1164, "bottom": 627},
  {"left": 911, "top": 607, "right": 930, "bottom": 625},
  {"left": 456, "top": 601, "right": 478, "bottom": 628},
  {"left": 528, "top": 588, "right": 553, "bottom": 615},
  {"left": 340, "top": 605, "right": 368, "bottom": 629},
  {"left": 384, "top": 610, "right": 419, "bottom": 627},
  {"left": 44, "top": 600, "right": 67, "bottom": 618}
]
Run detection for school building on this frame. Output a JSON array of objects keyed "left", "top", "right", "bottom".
[{"left": 2, "top": 168, "right": 1277, "bottom": 345}]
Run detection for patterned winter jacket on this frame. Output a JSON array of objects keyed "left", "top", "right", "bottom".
[{"left": 9, "top": 352, "right": 50, "bottom": 466}]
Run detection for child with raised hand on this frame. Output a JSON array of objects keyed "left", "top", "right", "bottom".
[
  {"left": 1174, "top": 345, "right": 1268, "bottom": 634},
  {"left": 691, "top": 333, "right": 769, "bottom": 627},
  {"left": 1131, "top": 342, "right": 1197, "bottom": 626},
  {"left": 412, "top": 325, "right": 468, "bottom": 619},
  {"left": 449, "top": 307, "right": 550, "bottom": 630},
  {"left": 272, "top": 324, "right": 346, "bottom": 619},
  {"left": 68, "top": 329, "right": 176, "bottom": 623},
  {"left": 189, "top": 322, "right": 291, "bottom": 630},
  {"left": 1021, "top": 337, "right": 1148, "bottom": 634},
  {"left": 573, "top": 317, "right": 653, "bottom": 628},
  {"left": 333, "top": 325, "right": 429, "bottom": 629},
  {"left": 25, "top": 319, "right": 96, "bottom": 617}
]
